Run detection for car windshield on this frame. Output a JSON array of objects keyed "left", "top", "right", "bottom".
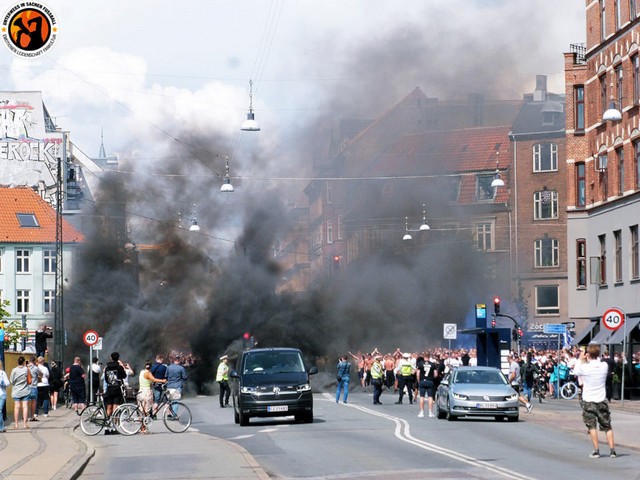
[
  {"left": 242, "top": 352, "right": 305, "bottom": 374},
  {"left": 453, "top": 369, "right": 507, "bottom": 385}
]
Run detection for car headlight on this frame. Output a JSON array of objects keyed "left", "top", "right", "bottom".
[
  {"left": 241, "top": 386, "right": 258, "bottom": 394},
  {"left": 452, "top": 392, "right": 468, "bottom": 400},
  {"left": 506, "top": 393, "right": 518, "bottom": 401},
  {"left": 296, "top": 383, "right": 311, "bottom": 392}
]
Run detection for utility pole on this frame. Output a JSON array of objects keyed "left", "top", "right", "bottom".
[{"left": 53, "top": 135, "right": 65, "bottom": 366}]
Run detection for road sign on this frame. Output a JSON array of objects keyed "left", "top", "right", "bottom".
[
  {"left": 543, "top": 323, "right": 567, "bottom": 334},
  {"left": 602, "top": 307, "right": 625, "bottom": 331},
  {"left": 443, "top": 323, "right": 457, "bottom": 340},
  {"left": 93, "top": 337, "right": 103, "bottom": 351},
  {"left": 83, "top": 330, "right": 99, "bottom": 347},
  {"left": 562, "top": 321, "right": 576, "bottom": 329}
]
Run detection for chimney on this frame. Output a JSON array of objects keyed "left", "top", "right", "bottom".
[{"left": 533, "top": 75, "right": 547, "bottom": 102}]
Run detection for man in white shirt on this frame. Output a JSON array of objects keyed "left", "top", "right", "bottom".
[{"left": 572, "top": 344, "right": 617, "bottom": 459}]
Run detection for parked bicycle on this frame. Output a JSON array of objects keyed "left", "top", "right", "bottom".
[
  {"left": 117, "top": 384, "right": 192, "bottom": 435},
  {"left": 560, "top": 376, "right": 580, "bottom": 400},
  {"left": 79, "top": 387, "right": 136, "bottom": 436},
  {"left": 532, "top": 373, "right": 548, "bottom": 403}
]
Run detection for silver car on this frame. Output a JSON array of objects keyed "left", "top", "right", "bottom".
[{"left": 434, "top": 366, "right": 520, "bottom": 422}]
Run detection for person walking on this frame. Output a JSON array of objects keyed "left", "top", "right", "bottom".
[
  {"left": 137, "top": 360, "right": 166, "bottom": 434},
  {"left": 508, "top": 353, "right": 532, "bottom": 413},
  {"left": 9, "top": 356, "right": 31, "bottom": 429},
  {"left": 335, "top": 355, "right": 351, "bottom": 404},
  {"left": 521, "top": 351, "right": 539, "bottom": 404},
  {"left": 396, "top": 353, "right": 415, "bottom": 404},
  {"left": 573, "top": 344, "right": 617, "bottom": 458},
  {"left": 35, "top": 356, "right": 50, "bottom": 418},
  {"left": 371, "top": 355, "right": 384, "bottom": 405},
  {"left": 216, "top": 355, "right": 230, "bottom": 408},
  {"left": 0, "top": 360, "right": 10, "bottom": 432},
  {"left": 166, "top": 356, "right": 188, "bottom": 400}
]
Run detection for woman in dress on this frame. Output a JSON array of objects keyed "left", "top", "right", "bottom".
[{"left": 137, "top": 361, "right": 166, "bottom": 434}]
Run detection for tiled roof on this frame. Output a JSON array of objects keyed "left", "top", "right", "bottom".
[{"left": 0, "top": 186, "right": 84, "bottom": 243}]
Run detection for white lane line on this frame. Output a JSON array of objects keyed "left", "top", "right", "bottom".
[
  {"left": 322, "top": 394, "right": 535, "bottom": 480},
  {"left": 229, "top": 434, "right": 255, "bottom": 440}
]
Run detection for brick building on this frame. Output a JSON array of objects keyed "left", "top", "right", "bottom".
[{"left": 564, "top": 0, "right": 640, "bottom": 357}]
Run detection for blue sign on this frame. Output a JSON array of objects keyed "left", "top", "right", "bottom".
[{"left": 543, "top": 323, "right": 567, "bottom": 334}]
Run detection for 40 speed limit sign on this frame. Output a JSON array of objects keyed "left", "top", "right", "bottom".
[
  {"left": 83, "top": 330, "right": 100, "bottom": 346},
  {"left": 602, "top": 308, "right": 625, "bottom": 331}
]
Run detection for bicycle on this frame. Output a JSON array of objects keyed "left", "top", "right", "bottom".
[
  {"left": 532, "top": 374, "right": 548, "bottom": 403},
  {"left": 79, "top": 387, "right": 136, "bottom": 436},
  {"left": 116, "top": 384, "right": 192, "bottom": 435},
  {"left": 560, "top": 377, "right": 580, "bottom": 400}
]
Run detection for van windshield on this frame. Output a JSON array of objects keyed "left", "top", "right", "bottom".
[{"left": 243, "top": 351, "right": 305, "bottom": 374}]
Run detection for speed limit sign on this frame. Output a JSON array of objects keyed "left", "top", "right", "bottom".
[
  {"left": 602, "top": 308, "right": 625, "bottom": 331},
  {"left": 83, "top": 330, "right": 99, "bottom": 346}
]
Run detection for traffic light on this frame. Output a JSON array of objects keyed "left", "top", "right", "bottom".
[
  {"left": 491, "top": 314, "right": 496, "bottom": 328},
  {"left": 517, "top": 327, "right": 523, "bottom": 340},
  {"left": 333, "top": 255, "right": 340, "bottom": 270},
  {"left": 493, "top": 296, "right": 501, "bottom": 314},
  {"left": 243, "top": 332, "right": 250, "bottom": 349}
]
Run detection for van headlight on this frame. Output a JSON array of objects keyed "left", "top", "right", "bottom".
[
  {"left": 297, "top": 383, "right": 311, "bottom": 392},
  {"left": 241, "top": 386, "right": 258, "bottom": 394}
]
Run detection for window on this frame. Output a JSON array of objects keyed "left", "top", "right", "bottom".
[
  {"left": 535, "top": 285, "right": 559, "bottom": 315},
  {"left": 43, "top": 250, "right": 56, "bottom": 273},
  {"left": 326, "top": 220, "right": 333, "bottom": 244},
  {"left": 576, "top": 162, "right": 586, "bottom": 207},
  {"left": 535, "top": 237, "right": 559, "bottom": 267},
  {"left": 475, "top": 222, "right": 493, "bottom": 251},
  {"left": 44, "top": 290, "right": 55, "bottom": 314},
  {"left": 533, "top": 190, "right": 558, "bottom": 220},
  {"left": 16, "top": 213, "right": 38, "bottom": 227},
  {"left": 446, "top": 176, "right": 461, "bottom": 201},
  {"left": 533, "top": 143, "right": 558, "bottom": 172},
  {"left": 312, "top": 223, "right": 323, "bottom": 247},
  {"left": 16, "top": 249, "right": 30, "bottom": 273},
  {"left": 614, "top": 230, "right": 623, "bottom": 282},
  {"left": 634, "top": 56, "right": 640, "bottom": 105},
  {"left": 632, "top": 0, "right": 638, "bottom": 20},
  {"left": 476, "top": 175, "right": 495, "bottom": 201},
  {"left": 599, "top": 234, "right": 607, "bottom": 285},
  {"left": 601, "top": 0, "right": 607, "bottom": 40},
  {"left": 577, "top": 239, "right": 587, "bottom": 288},
  {"left": 575, "top": 86, "right": 585, "bottom": 131},
  {"left": 617, "top": 148, "right": 625, "bottom": 195},
  {"left": 16, "top": 290, "right": 30, "bottom": 314},
  {"left": 616, "top": 64, "right": 624, "bottom": 109},
  {"left": 600, "top": 74, "right": 607, "bottom": 117},
  {"left": 337, "top": 215, "right": 343, "bottom": 240},
  {"left": 631, "top": 225, "right": 639, "bottom": 279},
  {"left": 0, "top": 248, "right": 3, "bottom": 273},
  {"left": 636, "top": 141, "right": 640, "bottom": 188},
  {"left": 326, "top": 182, "right": 333, "bottom": 204},
  {"left": 615, "top": 0, "right": 621, "bottom": 29}
]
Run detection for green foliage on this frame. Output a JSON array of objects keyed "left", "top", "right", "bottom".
[{"left": 1, "top": 300, "right": 28, "bottom": 345}]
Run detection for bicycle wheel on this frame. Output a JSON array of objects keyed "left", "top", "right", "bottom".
[
  {"left": 116, "top": 404, "right": 143, "bottom": 435},
  {"left": 560, "top": 381, "right": 578, "bottom": 400},
  {"left": 163, "top": 401, "right": 192, "bottom": 433},
  {"left": 111, "top": 403, "right": 137, "bottom": 435},
  {"left": 80, "top": 405, "right": 106, "bottom": 436}
]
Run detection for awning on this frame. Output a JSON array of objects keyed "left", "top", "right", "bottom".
[
  {"left": 590, "top": 327, "right": 614, "bottom": 345},
  {"left": 573, "top": 322, "right": 597, "bottom": 344},
  {"left": 607, "top": 317, "right": 640, "bottom": 345}
]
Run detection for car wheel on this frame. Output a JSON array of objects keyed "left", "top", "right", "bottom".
[
  {"left": 494, "top": 415, "right": 505, "bottom": 422},
  {"left": 239, "top": 410, "right": 249, "bottom": 426},
  {"left": 445, "top": 399, "right": 457, "bottom": 421},
  {"left": 233, "top": 404, "right": 240, "bottom": 424},
  {"left": 434, "top": 399, "right": 445, "bottom": 419},
  {"left": 302, "top": 411, "right": 313, "bottom": 424},
  {"left": 507, "top": 415, "right": 519, "bottom": 423}
]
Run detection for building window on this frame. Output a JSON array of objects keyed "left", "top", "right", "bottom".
[
  {"left": 16, "top": 290, "right": 30, "bottom": 314},
  {"left": 575, "top": 86, "right": 585, "bottom": 131},
  {"left": 600, "top": 74, "right": 607, "bottom": 117},
  {"left": 599, "top": 234, "right": 607, "bottom": 285},
  {"left": 634, "top": 56, "right": 640, "bottom": 105},
  {"left": 535, "top": 237, "right": 559, "bottom": 267},
  {"left": 535, "top": 285, "right": 559, "bottom": 315},
  {"left": 615, "top": 0, "right": 621, "bottom": 29},
  {"left": 632, "top": 0, "right": 638, "bottom": 21},
  {"left": 43, "top": 250, "right": 56, "bottom": 274},
  {"left": 312, "top": 223, "right": 323, "bottom": 247},
  {"left": 0, "top": 248, "right": 3, "bottom": 273},
  {"left": 617, "top": 148, "right": 625, "bottom": 195},
  {"left": 475, "top": 222, "right": 493, "bottom": 251},
  {"left": 446, "top": 176, "right": 461, "bottom": 201},
  {"left": 636, "top": 141, "right": 640, "bottom": 188},
  {"left": 601, "top": 0, "right": 607, "bottom": 40},
  {"left": 16, "top": 249, "right": 30, "bottom": 273},
  {"left": 614, "top": 230, "right": 623, "bottom": 282},
  {"left": 16, "top": 213, "right": 39, "bottom": 227},
  {"left": 337, "top": 215, "right": 343, "bottom": 240},
  {"left": 576, "top": 162, "right": 586, "bottom": 207},
  {"left": 326, "top": 182, "right": 333, "bottom": 204},
  {"left": 616, "top": 64, "right": 624, "bottom": 109},
  {"left": 631, "top": 225, "right": 639, "bottom": 279},
  {"left": 327, "top": 220, "right": 333, "bottom": 244},
  {"left": 577, "top": 239, "right": 587, "bottom": 288},
  {"left": 533, "top": 190, "right": 558, "bottom": 220},
  {"left": 476, "top": 175, "right": 495, "bottom": 201},
  {"left": 533, "top": 143, "right": 558, "bottom": 172},
  {"left": 44, "top": 290, "right": 55, "bottom": 314}
]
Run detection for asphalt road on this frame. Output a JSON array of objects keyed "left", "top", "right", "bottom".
[{"left": 81, "top": 393, "right": 639, "bottom": 479}]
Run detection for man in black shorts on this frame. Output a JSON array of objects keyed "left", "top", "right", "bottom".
[
  {"left": 103, "top": 352, "right": 127, "bottom": 435},
  {"left": 416, "top": 352, "right": 438, "bottom": 418}
]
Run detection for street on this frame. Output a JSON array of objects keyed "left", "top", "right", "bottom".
[{"left": 79, "top": 393, "right": 638, "bottom": 479}]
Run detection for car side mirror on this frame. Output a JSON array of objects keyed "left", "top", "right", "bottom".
[
  {"left": 440, "top": 379, "right": 448, "bottom": 386},
  {"left": 308, "top": 366, "right": 318, "bottom": 375},
  {"left": 230, "top": 370, "right": 239, "bottom": 379}
]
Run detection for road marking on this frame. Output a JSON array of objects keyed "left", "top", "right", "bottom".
[
  {"left": 322, "top": 393, "right": 534, "bottom": 480},
  {"left": 229, "top": 434, "right": 255, "bottom": 440}
]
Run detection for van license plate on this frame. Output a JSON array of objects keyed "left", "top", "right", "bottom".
[{"left": 267, "top": 405, "right": 288, "bottom": 412}]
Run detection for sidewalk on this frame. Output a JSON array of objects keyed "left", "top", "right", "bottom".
[{"left": 0, "top": 406, "right": 269, "bottom": 480}]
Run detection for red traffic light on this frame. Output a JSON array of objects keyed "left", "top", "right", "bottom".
[
  {"left": 491, "top": 315, "right": 496, "bottom": 328},
  {"left": 333, "top": 255, "right": 340, "bottom": 262},
  {"left": 243, "top": 332, "right": 250, "bottom": 340},
  {"left": 493, "top": 296, "right": 501, "bottom": 314}
]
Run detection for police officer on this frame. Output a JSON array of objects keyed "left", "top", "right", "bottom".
[
  {"left": 396, "top": 353, "right": 415, "bottom": 404},
  {"left": 371, "top": 355, "right": 384, "bottom": 405},
  {"left": 216, "top": 355, "right": 230, "bottom": 408}
]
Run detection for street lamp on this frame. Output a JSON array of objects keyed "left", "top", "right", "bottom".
[
  {"left": 189, "top": 203, "right": 200, "bottom": 232},
  {"left": 241, "top": 79, "right": 260, "bottom": 131},
  {"left": 402, "top": 204, "right": 430, "bottom": 240},
  {"left": 220, "top": 160, "right": 234, "bottom": 192},
  {"left": 603, "top": 74, "right": 622, "bottom": 122},
  {"left": 491, "top": 160, "right": 505, "bottom": 188}
]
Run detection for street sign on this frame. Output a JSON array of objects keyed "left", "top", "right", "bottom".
[
  {"left": 562, "top": 321, "right": 576, "bottom": 329},
  {"left": 83, "top": 330, "right": 99, "bottom": 347},
  {"left": 93, "top": 337, "right": 103, "bottom": 351},
  {"left": 443, "top": 323, "right": 457, "bottom": 340},
  {"left": 543, "top": 323, "right": 567, "bottom": 334},
  {"left": 602, "top": 307, "right": 625, "bottom": 331}
]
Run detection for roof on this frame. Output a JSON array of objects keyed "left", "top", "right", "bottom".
[
  {"left": 0, "top": 186, "right": 84, "bottom": 243},
  {"left": 510, "top": 95, "right": 566, "bottom": 137}
]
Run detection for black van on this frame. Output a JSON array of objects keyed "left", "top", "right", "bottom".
[{"left": 229, "top": 347, "right": 318, "bottom": 426}]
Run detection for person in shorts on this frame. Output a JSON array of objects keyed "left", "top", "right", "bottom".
[
  {"left": 416, "top": 352, "right": 438, "bottom": 418},
  {"left": 102, "top": 352, "right": 127, "bottom": 435}
]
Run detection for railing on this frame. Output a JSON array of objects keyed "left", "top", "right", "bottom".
[{"left": 570, "top": 43, "right": 586, "bottom": 65}]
